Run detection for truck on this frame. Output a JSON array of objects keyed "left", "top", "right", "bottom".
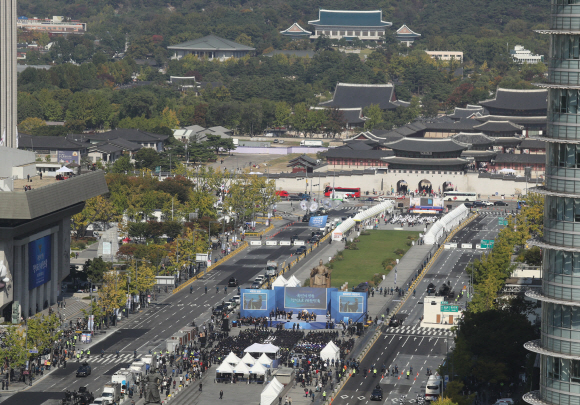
[
  {"left": 141, "top": 354, "right": 157, "bottom": 374},
  {"left": 424, "top": 375, "right": 443, "bottom": 401},
  {"left": 101, "top": 383, "right": 121, "bottom": 404},
  {"left": 300, "top": 140, "right": 323, "bottom": 147},
  {"left": 91, "top": 397, "right": 111, "bottom": 405},
  {"left": 265, "top": 261, "right": 278, "bottom": 277},
  {"left": 111, "top": 369, "right": 134, "bottom": 394},
  {"left": 129, "top": 361, "right": 146, "bottom": 384}
]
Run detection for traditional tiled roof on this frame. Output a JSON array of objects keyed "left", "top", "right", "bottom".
[
  {"left": 325, "top": 148, "right": 393, "bottom": 159},
  {"left": 74, "top": 129, "right": 168, "bottom": 143},
  {"left": 448, "top": 107, "right": 485, "bottom": 120},
  {"left": 168, "top": 35, "right": 255, "bottom": 51},
  {"left": 494, "top": 137, "right": 525, "bottom": 146},
  {"left": 384, "top": 138, "right": 468, "bottom": 153},
  {"left": 519, "top": 138, "right": 546, "bottom": 149},
  {"left": 423, "top": 118, "right": 479, "bottom": 132},
  {"left": 18, "top": 134, "right": 90, "bottom": 150},
  {"left": 280, "top": 23, "right": 312, "bottom": 37},
  {"left": 475, "top": 115, "right": 547, "bottom": 125},
  {"left": 461, "top": 150, "right": 497, "bottom": 160},
  {"left": 344, "top": 140, "right": 374, "bottom": 150},
  {"left": 395, "top": 25, "right": 421, "bottom": 39},
  {"left": 381, "top": 156, "right": 468, "bottom": 166},
  {"left": 341, "top": 108, "right": 366, "bottom": 124},
  {"left": 451, "top": 132, "right": 495, "bottom": 146},
  {"left": 494, "top": 153, "right": 546, "bottom": 164},
  {"left": 308, "top": 10, "right": 392, "bottom": 27},
  {"left": 90, "top": 143, "right": 124, "bottom": 154},
  {"left": 106, "top": 138, "right": 143, "bottom": 152},
  {"left": 288, "top": 154, "right": 319, "bottom": 167},
  {"left": 473, "top": 121, "right": 523, "bottom": 132},
  {"left": 479, "top": 88, "right": 548, "bottom": 111},
  {"left": 319, "top": 83, "right": 407, "bottom": 110}
]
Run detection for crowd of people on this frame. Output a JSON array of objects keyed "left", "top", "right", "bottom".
[{"left": 387, "top": 213, "right": 438, "bottom": 227}]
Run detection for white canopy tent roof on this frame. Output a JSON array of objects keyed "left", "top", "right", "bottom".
[
  {"left": 244, "top": 343, "right": 279, "bottom": 354},
  {"left": 423, "top": 204, "right": 469, "bottom": 245},
  {"left": 258, "top": 353, "right": 273, "bottom": 366},
  {"left": 56, "top": 166, "right": 74, "bottom": 173},
  {"left": 332, "top": 201, "right": 394, "bottom": 241},
  {"left": 498, "top": 168, "right": 516, "bottom": 173},
  {"left": 250, "top": 362, "right": 267, "bottom": 375},
  {"left": 216, "top": 361, "right": 234, "bottom": 374},
  {"left": 320, "top": 341, "right": 340, "bottom": 363},
  {"left": 241, "top": 352, "right": 257, "bottom": 365},
  {"left": 233, "top": 361, "right": 252, "bottom": 375},
  {"left": 260, "top": 378, "right": 284, "bottom": 405},
  {"left": 285, "top": 276, "right": 300, "bottom": 287},
  {"left": 223, "top": 351, "right": 241, "bottom": 365},
  {"left": 271, "top": 275, "right": 287, "bottom": 289}
]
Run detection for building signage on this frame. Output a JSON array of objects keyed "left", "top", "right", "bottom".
[
  {"left": 28, "top": 235, "right": 51, "bottom": 290},
  {"left": 57, "top": 150, "right": 80, "bottom": 165}
]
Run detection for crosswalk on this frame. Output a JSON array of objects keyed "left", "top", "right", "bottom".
[
  {"left": 384, "top": 325, "right": 454, "bottom": 337},
  {"left": 478, "top": 211, "right": 512, "bottom": 216},
  {"left": 77, "top": 353, "right": 135, "bottom": 366}
]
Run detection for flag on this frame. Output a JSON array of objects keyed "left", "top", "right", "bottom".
[
  {"left": 0, "top": 129, "right": 5, "bottom": 147},
  {"left": 15, "top": 126, "right": 18, "bottom": 148}
]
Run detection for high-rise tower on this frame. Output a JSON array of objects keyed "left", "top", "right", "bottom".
[
  {"left": 0, "top": 0, "right": 17, "bottom": 148},
  {"left": 524, "top": 1, "right": 580, "bottom": 404}
]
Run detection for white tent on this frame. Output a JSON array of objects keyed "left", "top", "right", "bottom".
[
  {"left": 241, "top": 352, "right": 257, "bottom": 365},
  {"left": 244, "top": 343, "right": 279, "bottom": 354},
  {"left": 498, "top": 168, "right": 516, "bottom": 174},
  {"left": 224, "top": 351, "right": 241, "bottom": 365},
  {"left": 424, "top": 204, "right": 470, "bottom": 245},
  {"left": 332, "top": 200, "right": 394, "bottom": 241},
  {"left": 260, "top": 378, "right": 284, "bottom": 405},
  {"left": 250, "top": 362, "right": 267, "bottom": 375},
  {"left": 258, "top": 353, "right": 273, "bottom": 367},
  {"left": 233, "top": 361, "right": 252, "bottom": 375},
  {"left": 271, "top": 276, "right": 287, "bottom": 289},
  {"left": 285, "top": 276, "right": 300, "bottom": 288},
  {"left": 320, "top": 341, "right": 340, "bottom": 363},
  {"left": 56, "top": 166, "right": 74, "bottom": 173},
  {"left": 216, "top": 361, "right": 234, "bottom": 374}
]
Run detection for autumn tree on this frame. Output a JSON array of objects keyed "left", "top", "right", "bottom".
[{"left": 98, "top": 271, "right": 127, "bottom": 324}]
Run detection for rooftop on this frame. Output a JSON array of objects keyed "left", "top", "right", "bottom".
[
  {"left": 18, "top": 134, "right": 90, "bottom": 150},
  {"left": 280, "top": 23, "right": 312, "bottom": 36},
  {"left": 382, "top": 156, "right": 468, "bottom": 166},
  {"left": 308, "top": 10, "right": 392, "bottom": 28},
  {"left": 384, "top": 138, "right": 468, "bottom": 153},
  {"left": 494, "top": 153, "right": 546, "bottom": 164},
  {"left": 473, "top": 120, "right": 523, "bottom": 133},
  {"left": 395, "top": 25, "right": 421, "bottom": 39},
  {"left": 287, "top": 154, "right": 319, "bottom": 167},
  {"left": 70, "top": 129, "right": 169, "bottom": 143},
  {"left": 447, "top": 106, "right": 485, "bottom": 120},
  {"left": 167, "top": 34, "right": 255, "bottom": 51},
  {"left": 319, "top": 83, "right": 407, "bottom": 110},
  {"left": 451, "top": 132, "right": 496, "bottom": 145},
  {"left": 479, "top": 88, "right": 548, "bottom": 111},
  {"left": 519, "top": 138, "right": 546, "bottom": 149}
]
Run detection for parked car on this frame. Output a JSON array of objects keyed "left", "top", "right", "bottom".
[
  {"left": 213, "top": 305, "right": 228, "bottom": 315},
  {"left": 302, "top": 215, "right": 311, "bottom": 222},
  {"left": 77, "top": 362, "right": 92, "bottom": 377},
  {"left": 251, "top": 282, "right": 261, "bottom": 289},
  {"left": 255, "top": 275, "right": 265, "bottom": 285},
  {"left": 472, "top": 201, "right": 486, "bottom": 207},
  {"left": 426, "top": 283, "right": 436, "bottom": 294},
  {"left": 364, "top": 197, "right": 375, "bottom": 202},
  {"left": 482, "top": 201, "right": 494, "bottom": 206},
  {"left": 296, "top": 246, "right": 307, "bottom": 255},
  {"left": 275, "top": 190, "right": 289, "bottom": 198},
  {"left": 232, "top": 295, "right": 241, "bottom": 305},
  {"left": 493, "top": 200, "right": 509, "bottom": 206},
  {"left": 464, "top": 203, "right": 474, "bottom": 208}
]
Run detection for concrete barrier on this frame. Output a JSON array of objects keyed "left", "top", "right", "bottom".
[
  {"left": 444, "top": 243, "right": 457, "bottom": 249},
  {"left": 293, "top": 240, "right": 305, "bottom": 246},
  {"left": 266, "top": 240, "right": 278, "bottom": 246},
  {"left": 476, "top": 244, "right": 485, "bottom": 249},
  {"left": 280, "top": 240, "right": 291, "bottom": 246},
  {"left": 461, "top": 243, "right": 473, "bottom": 249},
  {"left": 250, "top": 241, "right": 262, "bottom": 246}
]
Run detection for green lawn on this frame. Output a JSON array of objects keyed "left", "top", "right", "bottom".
[{"left": 330, "top": 230, "right": 420, "bottom": 289}]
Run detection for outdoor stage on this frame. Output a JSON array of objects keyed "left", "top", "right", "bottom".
[{"left": 271, "top": 314, "right": 331, "bottom": 330}]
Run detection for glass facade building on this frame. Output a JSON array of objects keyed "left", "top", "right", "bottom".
[{"left": 525, "top": 2, "right": 580, "bottom": 405}]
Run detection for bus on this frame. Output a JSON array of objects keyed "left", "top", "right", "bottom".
[
  {"left": 424, "top": 375, "right": 443, "bottom": 402},
  {"left": 443, "top": 191, "right": 477, "bottom": 202},
  {"left": 324, "top": 187, "right": 361, "bottom": 198}
]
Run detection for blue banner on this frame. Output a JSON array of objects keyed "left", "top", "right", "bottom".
[
  {"left": 308, "top": 215, "right": 328, "bottom": 228},
  {"left": 331, "top": 291, "right": 367, "bottom": 322},
  {"left": 28, "top": 235, "right": 51, "bottom": 290},
  {"left": 239, "top": 289, "right": 275, "bottom": 318}
]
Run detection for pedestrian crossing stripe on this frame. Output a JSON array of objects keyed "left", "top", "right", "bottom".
[
  {"left": 85, "top": 353, "right": 135, "bottom": 364},
  {"left": 384, "top": 325, "right": 454, "bottom": 337}
]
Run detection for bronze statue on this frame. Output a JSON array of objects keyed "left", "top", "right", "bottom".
[
  {"left": 310, "top": 259, "right": 332, "bottom": 288},
  {"left": 144, "top": 368, "right": 162, "bottom": 404}
]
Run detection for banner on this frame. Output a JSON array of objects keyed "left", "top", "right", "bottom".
[
  {"left": 330, "top": 291, "right": 367, "bottom": 322},
  {"left": 28, "top": 235, "right": 51, "bottom": 290},
  {"left": 308, "top": 215, "right": 328, "bottom": 228},
  {"left": 57, "top": 150, "right": 80, "bottom": 165},
  {"left": 240, "top": 289, "right": 275, "bottom": 318},
  {"left": 284, "top": 287, "right": 327, "bottom": 310}
]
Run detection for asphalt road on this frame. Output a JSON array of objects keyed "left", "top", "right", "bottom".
[{"left": 331, "top": 214, "right": 504, "bottom": 405}]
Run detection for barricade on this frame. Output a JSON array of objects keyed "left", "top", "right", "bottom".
[
  {"left": 265, "top": 240, "right": 278, "bottom": 246},
  {"left": 279, "top": 240, "right": 291, "bottom": 246},
  {"left": 250, "top": 241, "right": 262, "bottom": 246},
  {"left": 293, "top": 240, "right": 305, "bottom": 246},
  {"left": 461, "top": 243, "right": 473, "bottom": 249},
  {"left": 444, "top": 243, "right": 457, "bottom": 249}
]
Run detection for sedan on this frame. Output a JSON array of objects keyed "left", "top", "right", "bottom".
[
  {"left": 76, "top": 363, "right": 92, "bottom": 377},
  {"left": 370, "top": 388, "right": 383, "bottom": 401},
  {"left": 481, "top": 201, "right": 494, "bottom": 206},
  {"left": 296, "top": 246, "right": 307, "bottom": 255},
  {"left": 493, "top": 201, "right": 509, "bottom": 206},
  {"left": 364, "top": 197, "right": 375, "bottom": 202}
]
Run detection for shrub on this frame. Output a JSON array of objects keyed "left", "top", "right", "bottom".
[
  {"left": 394, "top": 248, "right": 405, "bottom": 256},
  {"left": 303, "top": 279, "right": 310, "bottom": 287}
]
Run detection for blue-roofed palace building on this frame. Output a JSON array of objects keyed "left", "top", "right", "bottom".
[
  {"left": 395, "top": 25, "right": 421, "bottom": 47},
  {"left": 308, "top": 10, "right": 391, "bottom": 41},
  {"left": 280, "top": 23, "right": 312, "bottom": 40}
]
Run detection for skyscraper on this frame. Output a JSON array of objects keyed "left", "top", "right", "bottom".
[
  {"left": 524, "top": 1, "right": 580, "bottom": 404},
  {"left": 0, "top": 0, "right": 17, "bottom": 148}
]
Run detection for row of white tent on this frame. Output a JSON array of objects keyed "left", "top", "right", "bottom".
[
  {"left": 331, "top": 201, "right": 395, "bottom": 241},
  {"left": 423, "top": 204, "right": 469, "bottom": 245},
  {"left": 216, "top": 351, "right": 275, "bottom": 375},
  {"left": 271, "top": 274, "right": 300, "bottom": 288}
]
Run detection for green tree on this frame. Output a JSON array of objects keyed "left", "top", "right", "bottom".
[
  {"left": 19, "top": 117, "right": 46, "bottom": 134},
  {"left": 273, "top": 101, "right": 291, "bottom": 128},
  {"left": 364, "top": 104, "right": 384, "bottom": 130},
  {"left": 83, "top": 257, "right": 109, "bottom": 284},
  {"left": 134, "top": 148, "right": 160, "bottom": 170},
  {"left": 111, "top": 156, "right": 134, "bottom": 174}
]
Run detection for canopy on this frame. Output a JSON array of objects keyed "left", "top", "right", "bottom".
[
  {"left": 233, "top": 361, "right": 251, "bottom": 375},
  {"left": 56, "top": 166, "right": 74, "bottom": 173},
  {"left": 216, "top": 361, "right": 234, "bottom": 374},
  {"left": 223, "top": 351, "right": 241, "bottom": 365},
  {"left": 498, "top": 168, "right": 516, "bottom": 173},
  {"left": 260, "top": 378, "right": 284, "bottom": 405},
  {"left": 241, "top": 353, "right": 257, "bottom": 365},
  {"left": 250, "top": 362, "right": 267, "bottom": 375},
  {"left": 258, "top": 353, "right": 273, "bottom": 367},
  {"left": 285, "top": 276, "right": 300, "bottom": 288},
  {"left": 244, "top": 343, "right": 279, "bottom": 354},
  {"left": 271, "top": 275, "right": 287, "bottom": 289},
  {"left": 320, "top": 341, "right": 340, "bottom": 363},
  {"left": 424, "top": 204, "right": 469, "bottom": 245},
  {"left": 332, "top": 200, "right": 394, "bottom": 241}
]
